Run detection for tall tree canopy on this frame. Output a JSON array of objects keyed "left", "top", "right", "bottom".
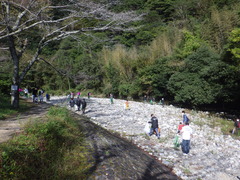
[
  {"left": 1, "top": 0, "right": 240, "bottom": 110},
  {"left": 0, "top": 0, "right": 143, "bottom": 108}
]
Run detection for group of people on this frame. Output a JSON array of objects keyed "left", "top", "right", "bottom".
[
  {"left": 143, "top": 95, "right": 165, "bottom": 107},
  {"left": 20, "top": 87, "right": 50, "bottom": 103},
  {"left": 108, "top": 94, "right": 130, "bottom": 110},
  {"left": 178, "top": 111, "right": 193, "bottom": 155},
  {"left": 31, "top": 88, "right": 47, "bottom": 103},
  {"left": 146, "top": 110, "right": 193, "bottom": 155},
  {"left": 22, "top": 88, "right": 239, "bottom": 157},
  {"left": 69, "top": 97, "right": 87, "bottom": 114},
  {"left": 68, "top": 91, "right": 91, "bottom": 99}
]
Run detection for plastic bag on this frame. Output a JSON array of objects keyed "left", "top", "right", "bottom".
[
  {"left": 173, "top": 134, "right": 180, "bottom": 148},
  {"left": 144, "top": 122, "right": 151, "bottom": 134},
  {"left": 74, "top": 104, "right": 78, "bottom": 111}
]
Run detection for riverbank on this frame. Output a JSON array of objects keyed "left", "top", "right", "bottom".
[
  {"left": 50, "top": 96, "right": 240, "bottom": 180},
  {"left": 0, "top": 99, "right": 180, "bottom": 179}
]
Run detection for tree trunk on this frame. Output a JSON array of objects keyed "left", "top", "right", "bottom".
[
  {"left": 8, "top": 34, "right": 20, "bottom": 108},
  {"left": 11, "top": 88, "right": 19, "bottom": 108},
  {"left": 68, "top": 77, "right": 71, "bottom": 90}
]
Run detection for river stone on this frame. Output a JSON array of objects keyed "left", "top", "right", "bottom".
[{"left": 49, "top": 96, "right": 240, "bottom": 180}]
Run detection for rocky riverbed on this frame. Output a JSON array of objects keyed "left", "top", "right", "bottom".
[{"left": 50, "top": 96, "right": 240, "bottom": 180}]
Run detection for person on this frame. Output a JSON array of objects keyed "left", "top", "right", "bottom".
[
  {"left": 81, "top": 98, "right": 87, "bottom": 114},
  {"left": 143, "top": 95, "right": 147, "bottom": 103},
  {"left": 70, "top": 92, "right": 74, "bottom": 99},
  {"left": 152, "top": 97, "right": 155, "bottom": 104},
  {"left": 180, "top": 122, "right": 193, "bottom": 155},
  {"left": 232, "top": 118, "right": 240, "bottom": 134},
  {"left": 24, "top": 88, "right": 28, "bottom": 98},
  {"left": 110, "top": 93, "right": 113, "bottom": 104},
  {"left": 18, "top": 88, "right": 24, "bottom": 96},
  {"left": 177, "top": 122, "right": 184, "bottom": 134},
  {"left": 161, "top": 98, "right": 165, "bottom": 107},
  {"left": 148, "top": 114, "right": 160, "bottom": 139},
  {"left": 38, "top": 88, "right": 44, "bottom": 103},
  {"left": 75, "top": 97, "right": 82, "bottom": 111},
  {"left": 150, "top": 99, "right": 153, "bottom": 105},
  {"left": 182, "top": 110, "right": 190, "bottom": 125},
  {"left": 46, "top": 93, "right": 50, "bottom": 101},
  {"left": 124, "top": 100, "right": 129, "bottom": 110},
  {"left": 67, "top": 93, "right": 71, "bottom": 101},
  {"left": 69, "top": 98, "right": 75, "bottom": 110},
  {"left": 32, "top": 88, "right": 38, "bottom": 103},
  {"left": 77, "top": 92, "right": 81, "bottom": 98},
  {"left": 158, "top": 99, "right": 163, "bottom": 106},
  {"left": 88, "top": 92, "right": 91, "bottom": 99}
]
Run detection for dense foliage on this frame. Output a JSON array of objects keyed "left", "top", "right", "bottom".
[{"left": 1, "top": 0, "right": 240, "bottom": 109}]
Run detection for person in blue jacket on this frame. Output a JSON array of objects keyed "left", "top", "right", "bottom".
[{"left": 182, "top": 110, "right": 190, "bottom": 125}]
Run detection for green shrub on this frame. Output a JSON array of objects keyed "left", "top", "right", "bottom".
[
  {"left": 0, "top": 107, "right": 91, "bottom": 179},
  {"left": 0, "top": 95, "right": 31, "bottom": 120}
]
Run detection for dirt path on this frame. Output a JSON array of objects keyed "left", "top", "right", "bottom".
[{"left": 0, "top": 102, "right": 52, "bottom": 143}]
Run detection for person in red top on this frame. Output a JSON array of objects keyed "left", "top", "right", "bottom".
[{"left": 177, "top": 122, "right": 184, "bottom": 134}]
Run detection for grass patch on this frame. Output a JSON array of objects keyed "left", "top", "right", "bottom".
[
  {"left": 183, "top": 168, "right": 191, "bottom": 175},
  {"left": 207, "top": 116, "right": 234, "bottom": 135},
  {"left": 192, "top": 119, "right": 205, "bottom": 128},
  {"left": 191, "top": 110, "right": 238, "bottom": 137},
  {"left": 0, "top": 95, "right": 31, "bottom": 120},
  {"left": 0, "top": 106, "right": 93, "bottom": 179}
]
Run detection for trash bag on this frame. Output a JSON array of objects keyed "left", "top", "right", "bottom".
[
  {"left": 173, "top": 135, "right": 180, "bottom": 148},
  {"left": 74, "top": 104, "right": 78, "bottom": 111},
  {"left": 144, "top": 122, "right": 151, "bottom": 134}
]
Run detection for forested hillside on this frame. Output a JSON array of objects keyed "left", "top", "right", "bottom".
[{"left": 1, "top": 0, "right": 240, "bottom": 110}]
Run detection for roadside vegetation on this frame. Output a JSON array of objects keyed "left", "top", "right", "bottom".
[
  {"left": 0, "top": 95, "right": 31, "bottom": 120},
  {"left": 0, "top": 106, "right": 93, "bottom": 179}
]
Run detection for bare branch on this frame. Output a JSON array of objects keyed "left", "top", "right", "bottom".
[
  {"left": 39, "top": 57, "right": 67, "bottom": 77},
  {"left": 42, "top": 30, "right": 79, "bottom": 48},
  {"left": 19, "top": 47, "right": 40, "bottom": 82},
  {"left": 2, "top": 0, "right": 144, "bottom": 85},
  {"left": 0, "top": 16, "right": 73, "bottom": 40},
  {"left": 12, "top": 0, "right": 36, "bottom": 31},
  {"left": 0, "top": 0, "right": 144, "bottom": 40}
]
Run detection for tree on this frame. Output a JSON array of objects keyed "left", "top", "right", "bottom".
[
  {"left": 145, "top": 0, "right": 175, "bottom": 22},
  {"left": 167, "top": 46, "right": 238, "bottom": 106},
  {"left": 0, "top": 0, "right": 143, "bottom": 108},
  {"left": 228, "top": 28, "right": 240, "bottom": 63},
  {"left": 138, "top": 57, "right": 171, "bottom": 98}
]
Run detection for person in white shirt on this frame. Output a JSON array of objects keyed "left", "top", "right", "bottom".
[
  {"left": 180, "top": 122, "right": 193, "bottom": 155},
  {"left": 24, "top": 88, "right": 28, "bottom": 98}
]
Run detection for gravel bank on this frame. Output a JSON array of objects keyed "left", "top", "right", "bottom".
[{"left": 50, "top": 96, "right": 240, "bottom": 180}]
